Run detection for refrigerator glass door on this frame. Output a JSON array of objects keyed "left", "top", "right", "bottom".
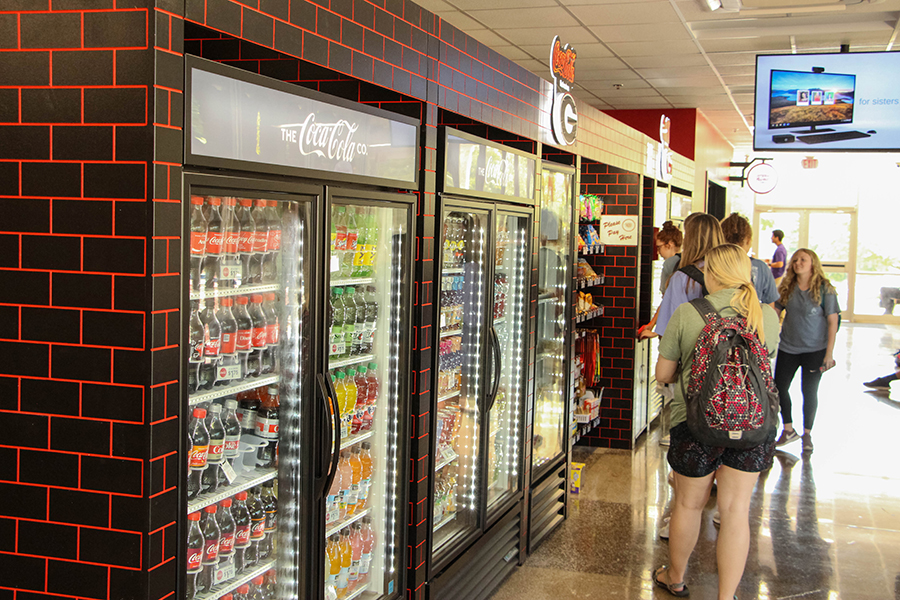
[
  {"left": 433, "top": 209, "right": 489, "bottom": 557},
  {"left": 532, "top": 170, "right": 574, "bottom": 471},
  {"left": 325, "top": 201, "right": 407, "bottom": 600},
  {"left": 485, "top": 212, "right": 529, "bottom": 511},
  {"left": 186, "top": 193, "right": 311, "bottom": 600}
]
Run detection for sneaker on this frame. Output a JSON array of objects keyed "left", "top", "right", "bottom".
[
  {"left": 775, "top": 429, "right": 801, "bottom": 447},
  {"left": 659, "top": 517, "right": 670, "bottom": 540},
  {"left": 802, "top": 433, "right": 814, "bottom": 453},
  {"left": 864, "top": 374, "right": 897, "bottom": 390}
]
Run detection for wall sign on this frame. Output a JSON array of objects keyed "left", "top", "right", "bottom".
[
  {"left": 186, "top": 57, "right": 419, "bottom": 187},
  {"left": 599, "top": 215, "right": 639, "bottom": 246},
  {"left": 746, "top": 162, "right": 778, "bottom": 194},
  {"left": 549, "top": 36, "right": 578, "bottom": 146},
  {"left": 656, "top": 114, "right": 673, "bottom": 182},
  {"left": 443, "top": 128, "right": 536, "bottom": 202}
]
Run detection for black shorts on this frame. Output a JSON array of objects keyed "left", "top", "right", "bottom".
[{"left": 667, "top": 422, "right": 776, "bottom": 477}]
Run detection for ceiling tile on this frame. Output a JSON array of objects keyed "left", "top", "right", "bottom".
[
  {"left": 437, "top": 10, "right": 487, "bottom": 31},
  {"left": 417, "top": 0, "right": 456, "bottom": 11},
  {"left": 467, "top": 28, "right": 514, "bottom": 48},
  {"left": 700, "top": 38, "right": 793, "bottom": 53},
  {"left": 589, "top": 23, "right": 693, "bottom": 43},
  {"left": 625, "top": 53, "right": 708, "bottom": 68},
  {"left": 579, "top": 85, "right": 658, "bottom": 97},
  {"left": 498, "top": 26, "right": 597, "bottom": 46},
  {"left": 605, "top": 40, "right": 700, "bottom": 57},
  {"left": 487, "top": 45, "right": 533, "bottom": 60},
  {"left": 635, "top": 65, "right": 717, "bottom": 79},
  {"left": 577, "top": 68, "right": 645, "bottom": 82},
  {"left": 450, "top": 0, "right": 557, "bottom": 8},
  {"left": 603, "top": 97, "right": 674, "bottom": 108},
  {"left": 465, "top": 7, "right": 580, "bottom": 29},
  {"left": 514, "top": 43, "right": 615, "bottom": 60},
  {"left": 567, "top": 2, "right": 680, "bottom": 26}
]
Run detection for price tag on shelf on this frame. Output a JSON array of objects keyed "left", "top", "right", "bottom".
[
  {"left": 221, "top": 461, "right": 237, "bottom": 485},
  {"left": 215, "top": 559, "right": 236, "bottom": 584},
  {"left": 326, "top": 507, "right": 340, "bottom": 525},
  {"left": 217, "top": 364, "right": 242, "bottom": 383}
]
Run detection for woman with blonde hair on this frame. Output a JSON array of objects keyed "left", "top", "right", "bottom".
[
  {"left": 773, "top": 248, "right": 840, "bottom": 454},
  {"left": 646, "top": 212, "right": 726, "bottom": 337},
  {"left": 654, "top": 244, "right": 779, "bottom": 599}
]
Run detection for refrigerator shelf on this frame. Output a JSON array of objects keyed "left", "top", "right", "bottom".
[
  {"left": 433, "top": 512, "right": 456, "bottom": 533},
  {"left": 187, "top": 467, "right": 277, "bottom": 513},
  {"left": 442, "top": 267, "right": 464, "bottom": 274},
  {"left": 189, "top": 283, "right": 279, "bottom": 301},
  {"left": 329, "top": 353, "right": 375, "bottom": 369},
  {"left": 493, "top": 317, "right": 506, "bottom": 325},
  {"left": 437, "top": 389, "right": 461, "bottom": 403},
  {"left": 189, "top": 375, "right": 281, "bottom": 406},
  {"left": 439, "top": 327, "right": 463, "bottom": 339},
  {"left": 434, "top": 449, "right": 458, "bottom": 472},
  {"left": 330, "top": 277, "right": 375, "bottom": 287},
  {"left": 576, "top": 276, "right": 605, "bottom": 289},
  {"left": 340, "top": 429, "right": 374, "bottom": 451},
  {"left": 325, "top": 507, "right": 372, "bottom": 538},
  {"left": 344, "top": 582, "right": 371, "bottom": 600},
  {"left": 193, "top": 558, "right": 277, "bottom": 600}
]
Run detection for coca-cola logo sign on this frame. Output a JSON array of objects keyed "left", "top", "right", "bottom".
[
  {"left": 551, "top": 38, "right": 576, "bottom": 91},
  {"left": 480, "top": 156, "right": 514, "bottom": 189},
  {"left": 188, "top": 59, "right": 418, "bottom": 187}
]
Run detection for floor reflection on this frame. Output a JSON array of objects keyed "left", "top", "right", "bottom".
[{"left": 490, "top": 324, "right": 900, "bottom": 600}]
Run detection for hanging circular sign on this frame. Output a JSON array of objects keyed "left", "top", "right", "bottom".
[{"left": 746, "top": 162, "right": 777, "bottom": 194}]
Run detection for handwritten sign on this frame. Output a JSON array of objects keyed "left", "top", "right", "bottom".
[{"left": 599, "top": 215, "right": 639, "bottom": 246}]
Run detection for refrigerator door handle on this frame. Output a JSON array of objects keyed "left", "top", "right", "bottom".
[
  {"left": 487, "top": 325, "right": 502, "bottom": 412},
  {"left": 316, "top": 373, "right": 342, "bottom": 499}
]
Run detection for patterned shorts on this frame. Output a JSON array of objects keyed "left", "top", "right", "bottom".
[{"left": 667, "top": 422, "right": 776, "bottom": 477}]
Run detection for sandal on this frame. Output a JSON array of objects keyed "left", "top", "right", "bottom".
[{"left": 653, "top": 566, "right": 689, "bottom": 597}]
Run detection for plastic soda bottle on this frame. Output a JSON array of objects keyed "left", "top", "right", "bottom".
[
  {"left": 338, "top": 452, "right": 353, "bottom": 519},
  {"left": 327, "top": 453, "right": 342, "bottom": 524},
  {"left": 327, "top": 536, "right": 342, "bottom": 598},
  {"left": 336, "top": 529, "right": 351, "bottom": 598},
  {"left": 356, "top": 442, "right": 374, "bottom": 511},
  {"left": 342, "top": 287, "right": 357, "bottom": 356},
  {"left": 343, "top": 368, "right": 358, "bottom": 418},
  {"left": 359, "top": 517, "right": 375, "bottom": 584},
  {"left": 346, "top": 446, "right": 362, "bottom": 516},
  {"left": 348, "top": 523, "right": 362, "bottom": 591}
]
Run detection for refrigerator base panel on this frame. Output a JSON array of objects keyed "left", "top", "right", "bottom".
[
  {"left": 430, "top": 504, "right": 521, "bottom": 600},
  {"left": 528, "top": 463, "right": 567, "bottom": 554}
]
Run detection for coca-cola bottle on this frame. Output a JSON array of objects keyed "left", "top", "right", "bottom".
[
  {"left": 188, "top": 300, "right": 204, "bottom": 394},
  {"left": 189, "top": 195, "right": 208, "bottom": 293},
  {"left": 189, "top": 408, "right": 210, "bottom": 473},
  {"left": 198, "top": 505, "right": 221, "bottom": 593},
  {"left": 261, "top": 200, "right": 281, "bottom": 284},
  {"left": 217, "top": 498, "right": 237, "bottom": 560},
  {"left": 215, "top": 298, "right": 240, "bottom": 386},
  {"left": 236, "top": 198, "right": 256, "bottom": 288},
  {"left": 248, "top": 199, "right": 269, "bottom": 284},
  {"left": 233, "top": 295, "right": 253, "bottom": 377},
  {"left": 206, "top": 403, "right": 226, "bottom": 466},
  {"left": 234, "top": 584, "right": 251, "bottom": 600},
  {"left": 256, "top": 386, "right": 279, "bottom": 468},
  {"left": 261, "top": 479, "right": 277, "bottom": 534},
  {"left": 221, "top": 197, "right": 239, "bottom": 288},
  {"left": 261, "top": 293, "right": 279, "bottom": 375},
  {"left": 247, "top": 295, "right": 268, "bottom": 378},
  {"left": 237, "top": 387, "right": 260, "bottom": 435},
  {"left": 246, "top": 487, "right": 265, "bottom": 566},
  {"left": 249, "top": 576, "right": 266, "bottom": 600},
  {"left": 200, "top": 461, "right": 222, "bottom": 496},
  {"left": 199, "top": 299, "right": 222, "bottom": 390},
  {"left": 202, "top": 196, "right": 224, "bottom": 290},
  {"left": 232, "top": 491, "right": 252, "bottom": 574},
  {"left": 223, "top": 398, "right": 242, "bottom": 464},
  {"left": 186, "top": 510, "right": 204, "bottom": 574}
]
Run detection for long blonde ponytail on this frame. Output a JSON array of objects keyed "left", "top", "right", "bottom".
[{"left": 704, "top": 244, "right": 766, "bottom": 344}]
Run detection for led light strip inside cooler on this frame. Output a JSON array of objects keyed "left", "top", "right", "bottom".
[
  {"left": 385, "top": 226, "right": 403, "bottom": 574},
  {"left": 508, "top": 227, "right": 526, "bottom": 478},
  {"left": 468, "top": 224, "right": 485, "bottom": 511}
]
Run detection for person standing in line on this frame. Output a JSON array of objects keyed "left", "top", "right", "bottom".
[
  {"left": 720, "top": 213, "right": 779, "bottom": 307},
  {"left": 638, "top": 220, "right": 684, "bottom": 336},
  {"left": 764, "top": 229, "right": 788, "bottom": 287},
  {"left": 773, "top": 248, "right": 840, "bottom": 454},
  {"left": 653, "top": 244, "right": 780, "bottom": 600}
]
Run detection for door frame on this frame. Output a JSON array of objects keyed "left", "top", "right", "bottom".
[{"left": 754, "top": 205, "right": 858, "bottom": 321}]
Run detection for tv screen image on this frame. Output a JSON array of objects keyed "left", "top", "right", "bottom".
[
  {"left": 768, "top": 70, "right": 855, "bottom": 129},
  {"left": 754, "top": 51, "right": 900, "bottom": 152}
]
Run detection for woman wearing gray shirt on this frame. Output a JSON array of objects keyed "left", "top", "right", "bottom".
[{"left": 773, "top": 248, "right": 840, "bottom": 454}]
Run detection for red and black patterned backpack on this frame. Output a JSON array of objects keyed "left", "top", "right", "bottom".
[{"left": 682, "top": 298, "right": 779, "bottom": 449}]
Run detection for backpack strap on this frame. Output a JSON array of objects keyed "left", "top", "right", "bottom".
[
  {"left": 678, "top": 264, "right": 709, "bottom": 296},
  {"left": 689, "top": 297, "right": 719, "bottom": 325}
]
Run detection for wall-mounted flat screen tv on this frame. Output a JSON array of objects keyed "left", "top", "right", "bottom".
[{"left": 754, "top": 52, "right": 900, "bottom": 151}]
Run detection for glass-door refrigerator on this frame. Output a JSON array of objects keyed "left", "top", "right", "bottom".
[
  {"left": 320, "top": 191, "right": 413, "bottom": 600},
  {"left": 182, "top": 178, "right": 413, "bottom": 600},
  {"left": 431, "top": 200, "right": 531, "bottom": 570},
  {"left": 183, "top": 177, "right": 319, "bottom": 600}
]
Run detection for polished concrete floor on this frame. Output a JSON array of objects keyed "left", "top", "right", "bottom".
[{"left": 491, "top": 323, "right": 900, "bottom": 600}]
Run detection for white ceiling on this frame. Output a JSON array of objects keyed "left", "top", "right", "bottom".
[{"left": 419, "top": 0, "right": 900, "bottom": 151}]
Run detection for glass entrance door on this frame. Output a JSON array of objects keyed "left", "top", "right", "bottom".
[
  {"left": 485, "top": 210, "right": 529, "bottom": 516},
  {"left": 755, "top": 207, "right": 856, "bottom": 317}
]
